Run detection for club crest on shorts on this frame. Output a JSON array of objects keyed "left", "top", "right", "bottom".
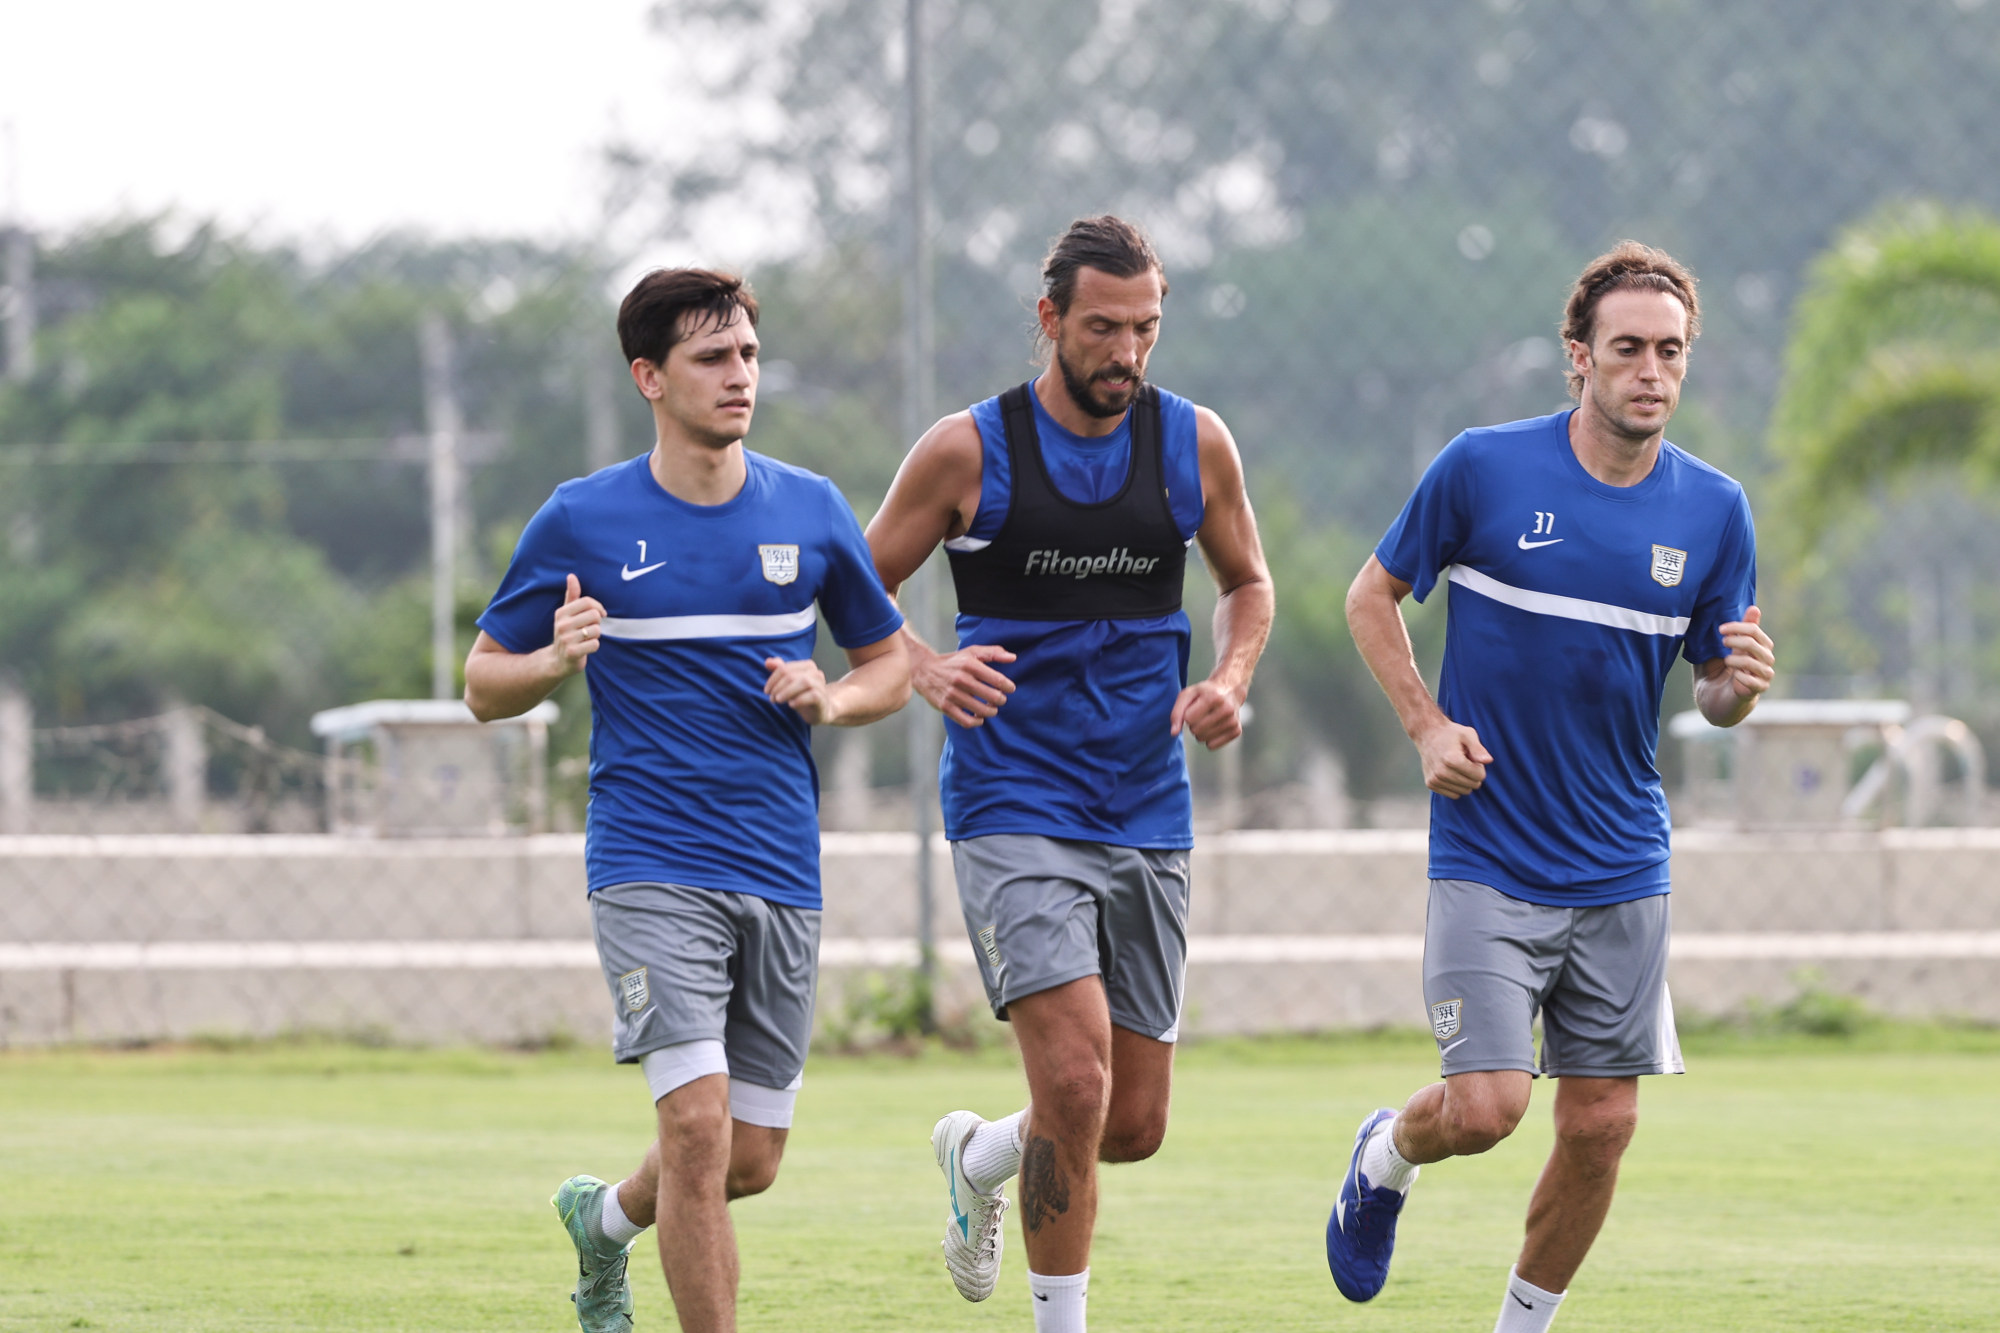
[
  {"left": 758, "top": 544, "right": 800, "bottom": 585},
  {"left": 1650, "top": 544, "right": 1688, "bottom": 588},
  {"left": 1431, "top": 997, "right": 1463, "bottom": 1041},
  {"left": 619, "top": 967, "right": 650, "bottom": 1014}
]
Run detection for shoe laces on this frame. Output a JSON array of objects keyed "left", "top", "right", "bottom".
[
  {"left": 579, "top": 1243, "right": 630, "bottom": 1298},
  {"left": 969, "top": 1192, "right": 1008, "bottom": 1256},
  {"left": 1345, "top": 1182, "right": 1402, "bottom": 1245}
]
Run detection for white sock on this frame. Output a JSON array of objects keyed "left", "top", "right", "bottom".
[
  {"left": 1028, "top": 1268, "right": 1088, "bottom": 1333},
  {"left": 963, "top": 1109, "right": 1028, "bottom": 1195},
  {"left": 1359, "top": 1114, "right": 1420, "bottom": 1193},
  {"left": 598, "top": 1179, "right": 645, "bottom": 1246},
  {"left": 1492, "top": 1267, "right": 1565, "bottom": 1333}
]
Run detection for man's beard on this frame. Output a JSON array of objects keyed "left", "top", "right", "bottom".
[
  {"left": 1056, "top": 347, "right": 1143, "bottom": 419},
  {"left": 1590, "top": 377, "right": 1672, "bottom": 442}
]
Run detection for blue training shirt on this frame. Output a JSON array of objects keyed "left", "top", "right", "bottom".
[
  {"left": 940, "top": 385, "right": 1206, "bottom": 849},
  {"left": 478, "top": 451, "right": 904, "bottom": 909},
  {"left": 1376, "top": 409, "right": 1756, "bottom": 906}
]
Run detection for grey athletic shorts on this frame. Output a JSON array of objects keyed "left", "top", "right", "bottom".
[
  {"left": 950, "top": 834, "right": 1191, "bottom": 1042},
  {"left": 589, "top": 881, "right": 820, "bottom": 1092},
  {"left": 1423, "top": 878, "right": 1683, "bottom": 1080}
]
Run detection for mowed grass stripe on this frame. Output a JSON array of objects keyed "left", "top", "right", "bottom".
[{"left": 1, "top": 1034, "right": 1997, "bottom": 1331}]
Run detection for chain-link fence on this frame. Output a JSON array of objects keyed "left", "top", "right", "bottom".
[
  {"left": 5, "top": 0, "right": 2000, "bottom": 1042},
  {"left": 3, "top": 829, "right": 1998, "bottom": 1047},
  {"left": 609, "top": 0, "right": 2000, "bottom": 817}
]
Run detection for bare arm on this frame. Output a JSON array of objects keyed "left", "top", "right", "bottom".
[
  {"left": 1344, "top": 555, "right": 1492, "bottom": 798},
  {"left": 1171, "top": 407, "right": 1275, "bottom": 749},
  {"left": 1693, "top": 605, "right": 1775, "bottom": 727},
  {"left": 762, "top": 633, "right": 911, "bottom": 726},
  {"left": 463, "top": 573, "right": 602, "bottom": 722},
  {"left": 864, "top": 413, "right": 1019, "bottom": 728}
]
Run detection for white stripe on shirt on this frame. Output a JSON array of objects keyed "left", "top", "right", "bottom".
[
  {"left": 1446, "top": 564, "right": 1690, "bottom": 637},
  {"left": 600, "top": 608, "right": 817, "bottom": 641}
]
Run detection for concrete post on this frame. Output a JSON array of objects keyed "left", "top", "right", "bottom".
[
  {"left": 161, "top": 705, "right": 206, "bottom": 832},
  {"left": 0, "top": 682, "right": 30, "bottom": 833}
]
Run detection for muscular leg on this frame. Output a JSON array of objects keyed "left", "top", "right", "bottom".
[
  {"left": 1514, "top": 1076, "right": 1637, "bottom": 1292},
  {"left": 617, "top": 1073, "right": 789, "bottom": 1333},
  {"left": 1100, "top": 1023, "right": 1173, "bottom": 1163},
  {"left": 1390, "top": 1069, "right": 1533, "bottom": 1164},
  {"left": 1007, "top": 977, "right": 1113, "bottom": 1276}
]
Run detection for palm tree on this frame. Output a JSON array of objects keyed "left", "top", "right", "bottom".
[{"left": 1771, "top": 203, "right": 2000, "bottom": 537}]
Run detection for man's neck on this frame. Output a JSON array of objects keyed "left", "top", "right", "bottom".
[
  {"left": 1567, "top": 404, "right": 1661, "bottom": 488},
  {"left": 648, "top": 428, "right": 747, "bottom": 506},
  {"left": 1033, "top": 368, "right": 1127, "bottom": 439}
]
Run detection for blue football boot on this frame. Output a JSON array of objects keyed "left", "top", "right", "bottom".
[{"left": 1325, "top": 1108, "right": 1412, "bottom": 1302}]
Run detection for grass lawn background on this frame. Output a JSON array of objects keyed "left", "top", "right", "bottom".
[{"left": 3, "top": 1024, "right": 1999, "bottom": 1331}]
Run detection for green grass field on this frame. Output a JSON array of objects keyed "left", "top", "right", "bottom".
[{"left": 4, "top": 1026, "right": 1999, "bottom": 1332}]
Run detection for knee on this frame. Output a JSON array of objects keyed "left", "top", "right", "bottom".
[
  {"left": 657, "top": 1088, "right": 732, "bottom": 1150},
  {"left": 726, "top": 1154, "right": 781, "bottom": 1199},
  {"left": 1554, "top": 1103, "right": 1638, "bottom": 1172},
  {"left": 1039, "top": 1060, "right": 1111, "bottom": 1130},
  {"left": 1099, "top": 1109, "right": 1167, "bottom": 1164},
  {"left": 1442, "top": 1094, "right": 1528, "bottom": 1155}
]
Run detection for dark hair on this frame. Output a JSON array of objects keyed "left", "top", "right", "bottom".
[
  {"left": 617, "top": 268, "right": 759, "bottom": 366},
  {"left": 1560, "top": 241, "right": 1700, "bottom": 398},
  {"left": 1041, "top": 215, "right": 1169, "bottom": 317}
]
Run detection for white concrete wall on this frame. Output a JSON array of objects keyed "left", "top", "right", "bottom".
[{"left": 1, "top": 829, "right": 1996, "bottom": 1046}]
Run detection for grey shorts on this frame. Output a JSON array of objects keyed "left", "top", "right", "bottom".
[
  {"left": 950, "top": 834, "right": 1191, "bottom": 1042},
  {"left": 589, "top": 881, "right": 821, "bottom": 1091},
  {"left": 1424, "top": 878, "right": 1683, "bottom": 1080}
]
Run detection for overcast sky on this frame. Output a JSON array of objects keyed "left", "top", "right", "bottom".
[{"left": 0, "top": 0, "right": 683, "bottom": 247}]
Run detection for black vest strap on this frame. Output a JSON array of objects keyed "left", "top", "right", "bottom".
[{"left": 945, "top": 381, "right": 1187, "bottom": 622}]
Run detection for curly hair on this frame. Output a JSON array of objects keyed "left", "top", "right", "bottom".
[{"left": 1560, "top": 242, "right": 1700, "bottom": 399}]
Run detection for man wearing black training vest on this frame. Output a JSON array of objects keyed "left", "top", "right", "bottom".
[{"left": 866, "top": 215, "right": 1275, "bottom": 1333}]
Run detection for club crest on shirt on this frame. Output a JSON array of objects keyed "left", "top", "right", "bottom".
[
  {"left": 759, "top": 544, "right": 800, "bottom": 585},
  {"left": 1431, "top": 997, "right": 1463, "bottom": 1041},
  {"left": 1650, "top": 544, "right": 1688, "bottom": 588},
  {"left": 619, "top": 967, "right": 650, "bottom": 1014}
]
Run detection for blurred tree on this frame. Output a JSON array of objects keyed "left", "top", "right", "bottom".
[
  {"left": 1771, "top": 203, "right": 2000, "bottom": 535},
  {"left": 0, "top": 221, "right": 636, "bottom": 750}
]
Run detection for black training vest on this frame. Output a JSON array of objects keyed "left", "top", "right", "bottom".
[{"left": 945, "top": 382, "right": 1188, "bottom": 621}]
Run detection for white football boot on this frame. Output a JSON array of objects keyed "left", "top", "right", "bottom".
[{"left": 932, "top": 1109, "right": 1009, "bottom": 1301}]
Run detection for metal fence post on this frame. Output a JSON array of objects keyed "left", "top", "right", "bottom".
[
  {"left": 421, "top": 313, "right": 464, "bottom": 702},
  {"left": 903, "top": 0, "right": 939, "bottom": 1028}
]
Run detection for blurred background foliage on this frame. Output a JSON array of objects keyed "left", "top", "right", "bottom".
[{"left": 5, "top": 0, "right": 2000, "bottom": 813}]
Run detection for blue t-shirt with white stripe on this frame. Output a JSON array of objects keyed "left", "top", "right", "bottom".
[
  {"left": 938, "top": 385, "right": 1206, "bottom": 848},
  {"left": 1376, "top": 409, "right": 1756, "bottom": 906},
  {"left": 477, "top": 451, "right": 904, "bottom": 908}
]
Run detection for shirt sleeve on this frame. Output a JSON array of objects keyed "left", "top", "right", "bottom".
[
  {"left": 816, "top": 481, "right": 906, "bottom": 649},
  {"left": 475, "top": 489, "right": 578, "bottom": 655},
  {"left": 1683, "top": 488, "right": 1758, "bottom": 665},
  {"left": 1374, "top": 432, "right": 1476, "bottom": 602}
]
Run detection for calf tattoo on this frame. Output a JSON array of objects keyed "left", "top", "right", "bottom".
[{"left": 1020, "top": 1135, "right": 1070, "bottom": 1235}]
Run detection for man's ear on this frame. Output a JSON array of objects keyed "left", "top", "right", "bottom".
[{"left": 1567, "top": 339, "right": 1591, "bottom": 382}]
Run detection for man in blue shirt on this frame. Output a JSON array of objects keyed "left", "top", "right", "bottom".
[
  {"left": 465, "top": 268, "right": 909, "bottom": 1333},
  {"left": 866, "top": 216, "right": 1275, "bottom": 1333},
  {"left": 1325, "top": 243, "right": 1776, "bottom": 1333}
]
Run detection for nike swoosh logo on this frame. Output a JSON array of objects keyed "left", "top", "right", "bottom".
[
  {"left": 1441, "top": 1037, "right": 1470, "bottom": 1054},
  {"left": 1035, "top": 1293, "right": 1050, "bottom": 1302},
  {"left": 1517, "top": 535, "right": 1564, "bottom": 550},
  {"left": 620, "top": 561, "right": 666, "bottom": 581},
  {"left": 948, "top": 1148, "right": 970, "bottom": 1238},
  {"left": 1512, "top": 1293, "right": 1535, "bottom": 1310}
]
